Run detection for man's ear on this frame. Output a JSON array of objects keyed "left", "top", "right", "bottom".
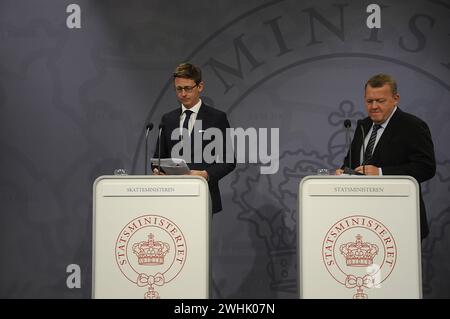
[
  {"left": 394, "top": 93, "right": 400, "bottom": 105},
  {"left": 197, "top": 81, "right": 205, "bottom": 93}
]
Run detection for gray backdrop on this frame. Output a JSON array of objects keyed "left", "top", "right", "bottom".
[{"left": 0, "top": 0, "right": 449, "bottom": 298}]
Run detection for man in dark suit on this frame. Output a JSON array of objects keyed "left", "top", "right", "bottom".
[
  {"left": 153, "top": 63, "right": 236, "bottom": 214},
  {"left": 337, "top": 74, "right": 436, "bottom": 239}
]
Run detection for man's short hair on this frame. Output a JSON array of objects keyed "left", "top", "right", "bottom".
[
  {"left": 173, "top": 63, "right": 202, "bottom": 84},
  {"left": 365, "top": 74, "right": 398, "bottom": 95}
]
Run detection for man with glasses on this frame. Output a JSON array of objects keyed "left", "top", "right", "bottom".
[
  {"left": 336, "top": 74, "right": 436, "bottom": 239},
  {"left": 153, "top": 62, "right": 236, "bottom": 214}
]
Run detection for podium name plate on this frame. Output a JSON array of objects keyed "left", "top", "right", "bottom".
[
  {"left": 308, "top": 183, "right": 410, "bottom": 197},
  {"left": 100, "top": 183, "right": 200, "bottom": 197}
]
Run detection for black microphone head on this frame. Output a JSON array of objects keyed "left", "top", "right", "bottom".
[
  {"left": 344, "top": 119, "right": 351, "bottom": 128},
  {"left": 146, "top": 122, "right": 154, "bottom": 131},
  {"left": 158, "top": 123, "right": 165, "bottom": 130}
]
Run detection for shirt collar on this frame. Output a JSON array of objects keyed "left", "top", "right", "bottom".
[
  {"left": 375, "top": 105, "right": 397, "bottom": 129},
  {"left": 181, "top": 98, "right": 202, "bottom": 115}
]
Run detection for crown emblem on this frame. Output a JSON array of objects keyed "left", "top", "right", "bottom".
[
  {"left": 132, "top": 233, "right": 170, "bottom": 265},
  {"left": 340, "top": 234, "right": 379, "bottom": 267}
]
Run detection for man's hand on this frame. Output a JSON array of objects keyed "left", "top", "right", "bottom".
[
  {"left": 152, "top": 168, "right": 166, "bottom": 175},
  {"left": 189, "top": 170, "right": 209, "bottom": 180},
  {"left": 355, "top": 165, "right": 380, "bottom": 175}
]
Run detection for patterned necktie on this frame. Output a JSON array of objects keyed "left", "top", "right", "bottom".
[{"left": 363, "top": 124, "right": 381, "bottom": 164}]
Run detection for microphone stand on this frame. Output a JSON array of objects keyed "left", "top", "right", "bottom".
[
  {"left": 344, "top": 119, "right": 352, "bottom": 169},
  {"left": 342, "top": 119, "right": 365, "bottom": 176},
  {"left": 144, "top": 123, "right": 154, "bottom": 175},
  {"left": 358, "top": 120, "right": 367, "bottom": 175},
  {"left": 158, "top": 124, "right": 164, "bottom": 174}
]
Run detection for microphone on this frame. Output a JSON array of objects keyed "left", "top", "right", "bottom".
[
  {"left": 342, "top": 119, "right": 364, "bottom": 176},
  {"left": 144, "top": 123, "right": 154, "bottom": 175},
  {"left": 357, "top": 119, "right": 367, "bottom": 175},
  {"left": 157, "top": 123, "right": 165, "bottom": 174}
]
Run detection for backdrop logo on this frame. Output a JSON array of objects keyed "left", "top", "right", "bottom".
[
  {"left": 133, "top": 0, "right": 449, "bottom": 297},
  {"left": 115, "top": 215, "right": 187, "bottom": 299},
  {"left": 322, "top": 215, "right": 397, "bottom": 299}
]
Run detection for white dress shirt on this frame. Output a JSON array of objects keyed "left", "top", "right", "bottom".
[
  {"left": 360, "top": 106, "right": 398, "bottom": 175},
  {"left": 180, "top": 99, "right": 202, "bottom": 136}
]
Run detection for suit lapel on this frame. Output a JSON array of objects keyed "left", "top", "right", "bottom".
[
  {"left": 192, "top": 104, "right": 208, "bottom": 158},
  {"left": 195, "top": 103, "right": 208, "bottom": 130},
  {"left": 165, "top": 109, "right": 182, "bottom": 149},
  {"left": 370, "top": 108, "right": 401, "bottom": 163},
  {"left": 170, "top": 110, "right": 181, "bottom": 133}
]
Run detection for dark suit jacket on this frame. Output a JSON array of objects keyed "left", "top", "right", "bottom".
[
  {"left": 154, "top": 103, "right": 236, "bottom": 214},
  {"left": 343, "top": 108, "right": 436, "bottom": 239}
]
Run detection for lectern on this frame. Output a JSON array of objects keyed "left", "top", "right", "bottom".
[
  {"left": 298, "top": 176, "right": 422, "bottom": 299},
  {"left": 92, "top": 175, "right": 210, "bottom": 299}
]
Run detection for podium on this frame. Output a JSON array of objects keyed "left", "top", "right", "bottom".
[
  {"left": 298, "top": 176, "right": 422, "bottom": 299},
  {"left": 92, "top": 175, "right": 210, "bottom": 299}
]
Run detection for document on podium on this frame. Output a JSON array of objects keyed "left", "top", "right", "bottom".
[
  {"left": 342, "top": 167, "right": 365, "bottom": 176},
  {"left": 150, "top": 158, "right": 191, "bottom": 175}
]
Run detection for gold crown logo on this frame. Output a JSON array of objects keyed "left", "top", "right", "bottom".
[
  {"left": 132, "top": 233, "right": 170, "bottom": 265},
  {"left": 340, "top": 234, "right": 379, "bottom": 267}
]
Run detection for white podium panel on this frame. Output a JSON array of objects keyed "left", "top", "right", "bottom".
[
  {"left": 93, "top": 176, "right": 210, "bottom": 299},
  {"left": 298, "top": 176, "right": 422, "bottom": 299}
]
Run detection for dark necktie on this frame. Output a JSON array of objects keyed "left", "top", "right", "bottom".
[
  {"left": 182, "top": 110, "right": 194, "bottom": 137},
  {"left": 363, "top": 124, "right": 381, "bottom": 164},
  {"left": 183, "top": 110, "right": 193, "bottom": 132},
  {"left": 181, "top": 110, "right": 193, "bottom": 156}
]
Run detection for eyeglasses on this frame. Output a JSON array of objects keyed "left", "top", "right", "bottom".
[{"left": 175, "top": 84, "right": 198, "bottom": 93}]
